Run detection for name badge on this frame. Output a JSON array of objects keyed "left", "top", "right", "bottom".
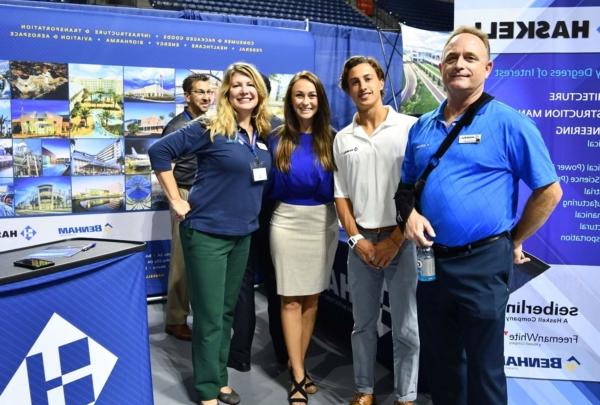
[
  {"left": 256, "top": 142, "right": 268, "bottom": 150},
  {"left": 252, "top": 167, "right": 268, "bottom": 182},
  {"left": 458, "top": 134, "right": 481, "bottom": 144}
]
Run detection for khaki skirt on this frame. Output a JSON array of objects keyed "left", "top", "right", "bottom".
[{"left": 270, "top": 202, "right": 339, "bottom": 296}]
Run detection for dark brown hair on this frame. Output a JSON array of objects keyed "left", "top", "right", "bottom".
[
  {"left": 182, "top": 73, "right": 210, "bottom": 93},
  {"left": 274, "top": 71, "right": 335, "bottom": 172},
  {"left": 339, "top": 55, "right": 385, "bottom": 95}
]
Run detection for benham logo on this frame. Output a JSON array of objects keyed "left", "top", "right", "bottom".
[
  {"left": 58, "top": 225, "right": 103, "bottom": 235},
  {"left": 505, "top": 355, "right": 581, "bottom": 371},
  {"left": 505, "top": 356, "right": 562, "bottom": 369},
  {"left": 0, "top": 313, "right": 118, "bottom": 404},
  {"left": 565, "top": 356, "right": 581, "bottom": 372}
]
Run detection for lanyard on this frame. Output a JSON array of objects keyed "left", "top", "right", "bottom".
[
  {"left": 236, "top": 128, "right": 267, "bottom": 183},
  {"left": 237, "top": 130, "right": 259, "bottom": 161}
]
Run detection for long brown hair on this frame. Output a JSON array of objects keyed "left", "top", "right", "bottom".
[
  {"left": 274, "top": 71, "right": 335, "bottom": 172},
  {"left": 210, "top": 62, "right": 271, "bottom": 141}
]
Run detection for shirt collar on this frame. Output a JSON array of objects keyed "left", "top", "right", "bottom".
[
  {"left": 351, "top": 105, "right": 397, "bottom": 134},
  {"left": 433, "top": 100, "right": 448, "bottom": 123},
  {"left": 434, "top": 97, "right": 492, "bottom": 125},
  {"left": 236, "top": 125, "right": 259, "bottom": 143}
]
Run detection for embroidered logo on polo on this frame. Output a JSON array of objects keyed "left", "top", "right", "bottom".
[{"left": 0, "top": 313, "right": 118, "bottom": 404}]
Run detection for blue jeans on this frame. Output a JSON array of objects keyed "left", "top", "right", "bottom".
[{"left": 348, "top": 230, "right": 419, "bottom": 402}]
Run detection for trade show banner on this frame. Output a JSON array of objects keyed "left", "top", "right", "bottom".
[
  {"left": 456, "top": 0, "right": 600, "bottom": 402},
  {"left": 399, "top": 24, "right": 449, "bottom": 116},
  {"left": 0, "top": 252, "right": 152, "bottom": 404},
  {"left": 0, "top": 2, "right": 315, "bottom": 295}
]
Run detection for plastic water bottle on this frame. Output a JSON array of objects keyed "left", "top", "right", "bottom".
[{"left": 417, "top": 246, "right": 436, "bottom": 282}]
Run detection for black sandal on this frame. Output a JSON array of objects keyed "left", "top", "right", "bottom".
[
  {"left": 288, "top": 369, "right": 308, "bottom": 404},
  {"left": 304, "top": 370, "right": 318, "bottom": 394}
]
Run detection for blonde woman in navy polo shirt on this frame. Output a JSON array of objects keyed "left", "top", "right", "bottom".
[
  {"left": 267, "top": 71, "right": 338, "bottom": 404},
  {"left": 149, "top": 62, "right": 272, "bottom": 405}
]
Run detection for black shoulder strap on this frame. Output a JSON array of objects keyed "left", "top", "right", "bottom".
[{"left": 414, "top": 92, "right": 494, "bottom": 198}]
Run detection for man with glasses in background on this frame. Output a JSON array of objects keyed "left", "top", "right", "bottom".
[{"left": 161, "top": 73, "right": 214, "bottom": 341}]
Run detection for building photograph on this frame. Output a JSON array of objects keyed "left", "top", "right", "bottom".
[
  {"left": 8, "top": 61, "right": 69, "bottom": 100},
  {"left": 400, "top": 24, "right": 448, "bottom": 115},
  {"left": 0, "top": 100, "right": 10, "bottom": 138},
  {"left": 267, "top": 73, "right": 293, "bottom": 121},
  {"left": 70, "top": 138, "right": 124, "bottom": 176},
  {"left": 10, "top": 99, "right": 70, "bottom": 138},
  {"left": 42, "top": 138, "right": 71, "bottom": 176},
  {"left": 150, "top": 172, "right": 168, "bottom": 210},
  {"left": 124, "top": 67, "right": 175, "bottom": 103},
  {"left": 124, "top": 102, "right": 174, "bottom": 137},
  {"left": 125, "top": 174, "right": 152, "bottom": 210},
  {"left": 0, "top": 139, "right": 13, "bottom": 177},
  {"left": 14, "top": 175, "right": 72, "bottom": 216},
  {"left": 69, "top": 63, "right": 124, "bottom": 138},
  {"left": 0, "top": 60, "right": 9, "bottom": 99},
  {"left": 13, "top": 139, "right": 42, "bottom": 177},
  {"left": 71, "top": 174, "right": 124, "bottom": 213},
  {"left": 124, "top": 138, "right": 155, "bottom": 174},
  {"left": 0, "top": 177, "right": 14, "bottom": 217}
]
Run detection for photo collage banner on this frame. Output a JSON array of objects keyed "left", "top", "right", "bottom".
[{"left": 0, "top": 2, "right": 314, "bottom": 294}]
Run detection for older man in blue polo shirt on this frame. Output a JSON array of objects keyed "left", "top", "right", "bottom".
[{"left": 401, "top": 26, "right": 562, "bottom": 404}]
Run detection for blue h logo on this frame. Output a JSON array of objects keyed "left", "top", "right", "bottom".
[{"left": 26, "top": 338, "right": 95, "bottom": 404}]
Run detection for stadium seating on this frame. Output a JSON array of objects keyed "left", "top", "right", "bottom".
[
  {"left": 376, "top": 0, "right": 452, "bottom": 31},
  {"left": 150, "top": 0, "right": 376, "bottom": 28}
]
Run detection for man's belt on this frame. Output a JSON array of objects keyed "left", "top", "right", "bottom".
[
  {"left": 357, "top": 225, "right": 397, "bottom": 234},
  {"left": 433, "top": 231, "right": 510, "bottom": 258}
]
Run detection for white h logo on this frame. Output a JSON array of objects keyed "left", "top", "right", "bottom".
[{"left": 0, "top": 313, "right": 118, "bottom": 405}]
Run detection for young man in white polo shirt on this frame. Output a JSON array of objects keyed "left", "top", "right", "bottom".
[{"left": 333, "top": 56, "right": 419, "bottom": 405}]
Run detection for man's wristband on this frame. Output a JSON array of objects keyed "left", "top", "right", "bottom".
[{"left": 348, "top": 234, "right": 365, "bottom": 249}]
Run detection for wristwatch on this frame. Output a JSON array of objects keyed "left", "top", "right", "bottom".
[{"left": 348, "top": 234, "right": 365, "bottom": 249}]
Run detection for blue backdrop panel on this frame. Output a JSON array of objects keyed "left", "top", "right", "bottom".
[
  {"left": 0, "top": 3, "right": 314, "bottom": 71},
  {"left": 0, "top": 253, "right": 152, "bottom": 404},
  {"left": 486, "top": 52, "right": 600, "bottom": 266},
  {"left": 181, "top": 10, "right": 405, "bottom": 130}
]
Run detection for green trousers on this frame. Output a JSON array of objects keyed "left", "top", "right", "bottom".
[{"left": 180, "top": 225, "right": 251, "bottom": 400}]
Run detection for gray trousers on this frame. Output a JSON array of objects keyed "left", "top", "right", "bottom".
[{"left": 348, "top": 229, "right": 419, "bottom": 402}]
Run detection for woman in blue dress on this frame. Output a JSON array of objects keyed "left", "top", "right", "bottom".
[{"left": 268, "top": 71, "right": 338, "bottom": 404}]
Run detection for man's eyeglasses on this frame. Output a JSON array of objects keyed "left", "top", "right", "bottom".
[{"left": 189, "top": 90, "right": 215, "bottom": 96}]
